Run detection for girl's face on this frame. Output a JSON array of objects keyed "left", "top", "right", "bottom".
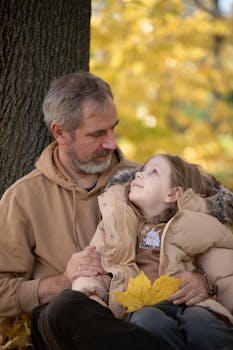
[{"left": 129, "top": 155, "right": 174, "bottom": 219}]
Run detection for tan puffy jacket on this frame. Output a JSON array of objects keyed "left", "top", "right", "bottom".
[{"left": 73, "top": 184, "right": 140, "bottom": 317}]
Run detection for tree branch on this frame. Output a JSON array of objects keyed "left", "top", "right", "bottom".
[{"left": 193, "top": 0, "right": 221, "bottom": 17}]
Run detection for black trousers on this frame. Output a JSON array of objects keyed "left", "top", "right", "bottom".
[{"left": 31, "top": 289, "right": 172, "bottom": 350}]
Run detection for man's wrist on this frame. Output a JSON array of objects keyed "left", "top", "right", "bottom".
[{"left": 38, "top": 274, "right": 71, "bottom": 304}]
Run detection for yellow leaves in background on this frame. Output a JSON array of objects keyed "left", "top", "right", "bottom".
[
  {"left": 91, "top": 0, "right": 233, "bottom": 190},
  {"left": 0, "top": 314, "right": 31, "bottom": 350},
  {"left": 113, "top": 272, "right": 180, "bottom": 313}
]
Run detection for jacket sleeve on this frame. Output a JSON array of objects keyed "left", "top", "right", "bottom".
[
  {"left": 0, "top": 188, "right": 40, "bottom": 316},
  {"left": 198, "top": 246, "right": 233, "bottom": 313},
  {"left": 72, "top": 221, "right": 111, "bottom": 304},
  {"left": 160, "top": 210, "right": 233, "bottom": 276},
  {"left": 160, "top": 210, "right": 233, "bottom": 314}
]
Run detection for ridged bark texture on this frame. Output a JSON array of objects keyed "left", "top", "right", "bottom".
[{"left": 0, "top": 0, "right": 91, "bottom": 197}]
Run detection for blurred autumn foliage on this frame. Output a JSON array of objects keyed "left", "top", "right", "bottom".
[{"left": 91, "top": 0, "right": 233, "bottom": 190}]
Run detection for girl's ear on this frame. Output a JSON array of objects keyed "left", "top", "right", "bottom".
[{"left": 165, "top": 186, "right": 183, "bottom": 204}]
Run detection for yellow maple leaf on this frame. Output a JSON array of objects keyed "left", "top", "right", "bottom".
[
  {"left": 113, "top": 272, "right": 180, "bottom": 313},
  {"left": 113, "top": 271, "right": 152, "bottom": 313}
]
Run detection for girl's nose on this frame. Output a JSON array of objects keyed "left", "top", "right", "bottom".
[{"left": 135, "top": 171, "right": 144, "bottom": 179}]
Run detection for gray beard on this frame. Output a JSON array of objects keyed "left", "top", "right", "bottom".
[{"left": 72, "top": 155, "right": 112, "bottom": 174}]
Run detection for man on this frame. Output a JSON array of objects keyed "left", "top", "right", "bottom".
[{"left": 0, "top": 72, "right": 208, "bottom": 349}]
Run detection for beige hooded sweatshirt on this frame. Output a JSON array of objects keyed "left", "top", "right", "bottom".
[{"left": 0, "top": 142, "right": 139, "bottom": 316}]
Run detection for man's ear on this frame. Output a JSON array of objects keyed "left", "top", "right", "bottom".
[
  {"left": 50, "top": 122, "right": 70, "bottom": 145},
  {"left": 165, "top": 186, "right": 183, "bottom": 204}
]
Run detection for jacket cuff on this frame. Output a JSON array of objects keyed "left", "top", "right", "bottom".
[{"left": 16, "top": 279, "right": 40, "bottom": 313}]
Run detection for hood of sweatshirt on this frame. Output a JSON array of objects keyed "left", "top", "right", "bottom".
[{"left": 35, "top": 141, "right": 139, "bottom": 198}]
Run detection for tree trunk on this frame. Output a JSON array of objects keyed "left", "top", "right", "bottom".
[{"left": 0, "top": 0, "right": 91, "bottom": 197}]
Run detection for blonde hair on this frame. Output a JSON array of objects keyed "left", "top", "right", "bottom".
[{"left": 156, "top": 153, "right": 218, "bottom": 197}]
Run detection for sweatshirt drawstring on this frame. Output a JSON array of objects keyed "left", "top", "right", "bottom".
[{"left": 72, "top": 187, "right": 79, "bottom": 248}]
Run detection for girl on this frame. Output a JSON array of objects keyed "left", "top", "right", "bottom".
[{"left": 73, "top": 153, "right": 233, "bottom": 349}]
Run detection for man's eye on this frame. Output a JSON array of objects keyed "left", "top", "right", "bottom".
[
  {"left": 91, "top": 131, "right": 105, "bottom": 137},
  {"left": 151, "top": 169, "right": 158, "bottom": 175}
]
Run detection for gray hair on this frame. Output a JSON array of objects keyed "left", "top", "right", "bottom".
[{"left": 43, "top": 71, "right": 114, "bottom": 131}]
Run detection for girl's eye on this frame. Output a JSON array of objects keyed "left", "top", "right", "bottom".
[{"left": 151, "top": 169, "right": 158, "bottom": 175}]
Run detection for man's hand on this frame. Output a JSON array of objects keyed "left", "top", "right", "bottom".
[
  {"left": 38, "top": 245, "right": 106, "bottom": 305},
  {"left": 64, "top": 245, "right": 107, "bottom": 283},
  {"left": 167, "top": 271, "right": 209, "bottom": 306}
]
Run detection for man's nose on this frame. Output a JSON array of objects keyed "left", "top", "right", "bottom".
[{"left": 102, "top": 131, "right": 117, "bottom": 150}]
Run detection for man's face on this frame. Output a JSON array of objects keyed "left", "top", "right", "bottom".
[{"left": 66, "top": 97, "right": 119, "bottom": 174}]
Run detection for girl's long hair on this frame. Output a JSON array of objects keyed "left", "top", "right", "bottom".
[{"left": 163, "top": 154, "right": 219, "bottom": 197}]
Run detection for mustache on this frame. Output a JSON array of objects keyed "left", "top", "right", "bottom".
[{"left": 93, "top": 149, "right": 112, "bottom": 159}]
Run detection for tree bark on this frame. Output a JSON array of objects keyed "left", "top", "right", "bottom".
[{"left": 0, "top": 0, "right": 91, "bottom": 197}]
